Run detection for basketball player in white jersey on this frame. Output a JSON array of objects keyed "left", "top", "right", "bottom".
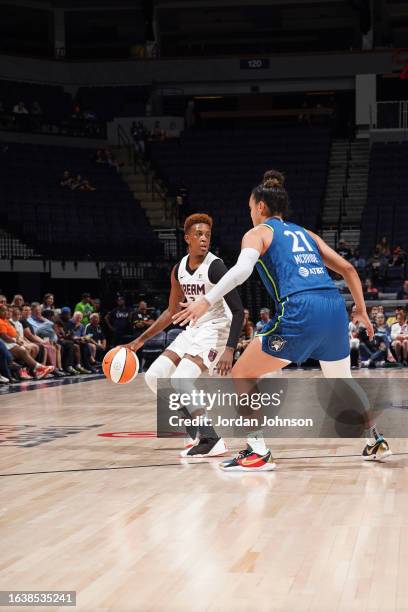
[{"left": 125, "top": 213, "right": 244, "bottom": 458}]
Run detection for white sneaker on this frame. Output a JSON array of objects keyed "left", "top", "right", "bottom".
[{"left": 0, "top": 374, "right": 9, "bottom": 384}]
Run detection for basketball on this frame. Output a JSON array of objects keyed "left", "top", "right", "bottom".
[{"left": 102, "top": 347, "right": 139, "bottom": 384}]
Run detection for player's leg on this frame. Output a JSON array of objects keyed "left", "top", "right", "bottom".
[
  {"left": 144, "top": 349, "right": 199, "bottom": 445},
  {"left": 319, "top": 356, "right": 391, "bottom": 461},
  {"left": 221, "top": 337, "right": 290, "bottom": 472},
  {"left": 144, "top": 349, "right": 180, "bottom": 393},
  {"left": 172, "top": 354, "right": 228, "bottom": 458}
]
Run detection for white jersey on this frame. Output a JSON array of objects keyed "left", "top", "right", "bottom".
[{"left": 177, "top": 252, "right": 232, "bottom": 326}]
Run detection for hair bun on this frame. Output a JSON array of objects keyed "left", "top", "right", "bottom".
[{"left": 262, "top": 169, "right": 285, "bottom": 188}]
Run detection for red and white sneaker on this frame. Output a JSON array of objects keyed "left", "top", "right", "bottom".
[
  {"left": 35, "top": 365, "right": 55, "bottom": 380},
  {"left": 219, "top": 445, "right": 276, "bottom": 472},
  {"left": 19, "top": 368, "right": 34, "bottom": 380},
  {"left": 180, "top": 437, "right": 228, "bottom": 458}
]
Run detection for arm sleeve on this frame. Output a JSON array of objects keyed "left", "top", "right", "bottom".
[
  {"left": 208, "top": 259, "right": 245, "bottom": 349},
  {"left": 205, "top": 248, "right": 260, "bottom": 307}
]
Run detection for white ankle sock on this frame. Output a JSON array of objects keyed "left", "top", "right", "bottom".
[{"left": 247, "top": 433, "right": 268, "bottom": 455}]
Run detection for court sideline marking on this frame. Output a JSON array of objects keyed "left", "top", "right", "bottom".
[{"left": 1, "top": 452, "right": 407, "bottom": 478}]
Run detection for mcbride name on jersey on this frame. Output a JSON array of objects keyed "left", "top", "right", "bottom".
[
  {"left": 256, "top": 217, "right": 336, "bottom": 303},
  {"left": 177, "top": 252, "right": 232, "bottom": 326}
]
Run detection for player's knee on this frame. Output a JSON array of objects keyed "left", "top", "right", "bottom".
[
  {"left": 145, "top": 355, "right": 177, "bottom": 395},
  {"left": 171, "top": 358, "right": 202, "bottom": 395}
]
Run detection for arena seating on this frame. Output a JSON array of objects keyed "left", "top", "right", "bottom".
[
  {"left": 75, "top": 86, "right": 150, "bottom": 121},
  {"left": 361, "top": 141, "right": 408, "bottom": 255},
  {"left": 0, "top": 142, "right": 160, "bottom": 259},
  {"left": 149, "top": 126, "right": 331, "bottom": 257},
  {"left": 0, "top": 80, "right": 72, "bottom": 120}
]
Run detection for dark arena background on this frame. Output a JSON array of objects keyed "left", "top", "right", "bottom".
[{"left": 1, "top": 1, "right": 408, "bottom": 611}]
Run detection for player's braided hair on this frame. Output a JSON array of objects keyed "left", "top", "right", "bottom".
[{"left": 251, "top": 169, "right": 290, "bottom": 218}]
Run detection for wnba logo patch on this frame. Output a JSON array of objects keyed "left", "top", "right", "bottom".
[
  {"left": 268, "top": 335, "right": 286, "bottom": 352},
  {"left": 208, "top": 348, "right": 218, "bottom": 362}
]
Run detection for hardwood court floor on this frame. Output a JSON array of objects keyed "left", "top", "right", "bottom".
[{"left": 1, "top": 370, "right": 408, "bottom": 612}]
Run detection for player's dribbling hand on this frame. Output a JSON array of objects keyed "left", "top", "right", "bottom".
[
  {"left": 352, "top": 308, "right": 374, "bottom": 340},
  {"left": 124, "top": 338, "right": 144, "bottom": 353},
  {"left": 172, "top": 298, "right": 210, "bottom": 326},
  {"left": 216, "top": 348, "right": 234, "bottom": 376}
]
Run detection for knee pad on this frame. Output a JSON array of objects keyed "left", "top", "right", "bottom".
[{"left": 145, "top": 355, "right": 177, "bottom": 395}]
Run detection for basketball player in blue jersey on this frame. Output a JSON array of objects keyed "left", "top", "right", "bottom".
[{"left": 173, "top": 170, "right": 391, "bottom": 471}]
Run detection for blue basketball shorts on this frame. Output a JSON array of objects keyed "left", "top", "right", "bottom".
[{"left": 257, "top": 289, "right": 349, "bottom": 363}]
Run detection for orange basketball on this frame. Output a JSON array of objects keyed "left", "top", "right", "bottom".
[{"left": 102, "top": 347, "right": 139, "bottom": 384}]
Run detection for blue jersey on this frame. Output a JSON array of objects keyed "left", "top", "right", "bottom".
[{"left": 256, "top": 217, "right": 336, "bottom": 304}]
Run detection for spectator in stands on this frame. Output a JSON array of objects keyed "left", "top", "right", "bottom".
[
  {"left": 10, "top": 307, "right": 39, "bottom": 360},
  {"left": 85, "top": 313, "right": 106, "bottom": 363},
  {"left": 94, "top": 149, "right": 105, "bottom": 164},
  {"left": 350, "top": 249, "right": 366, "bottom": 277},
  {"left": 386, "top": 306, "right": 404, "bottom": 327},
  {"left": 369, "top": 306, "right": 379, "bottom": 322},
  {"left": 256, "top": 308, "right": 271, "bottom": 333},
  {"left": 60, "top": 170, "right": 74, "bottom": 188},
  {"left": 234, "top": 308, "right": 255, "bottom": 361},
  {"left": 20, "top": 305, "right": 47, "bottom": 363},
  {"left": 105, "top": 149, "right": 121, "bottom": 171},
  {"left": 0, "top": 340, "right": 14, "bottom": 383},
  {"left": 92, "top": 297, "right": 101, "bottom": 314},
  {"left": 391, "top": 309, "right": 408, "bottom": 366},
  {"left": 349, "top": 306, "right": 360, "bottom": 368},
  {"left": 105, "top": 295, "right": 133, "bottom": 346},
  {"left": 131, "top": 121, "right": 146, "bottom": 157},
  {"left": 336, "top": 240, "right": 352, "bottom": 260},
  {"left": 13, "top": 101, "right": 28, "bottom": 115},
  {"left": 55, "top": 307, "right": 89, "bottom": 375},
  {"left": 11, "top": 294, "right": 25, "bottom": 308},
  {"left": 70, "top": 174, "right": 84, "bottom": 190},
  {"left": 27, "top": 302, "right": 58, "bottom": 369},
  {"left": 397, "top": 280, "right": 408, "bottom": 301},
  {"left": 40, "top": 310, "right": 66, "bottom": 377},
  {"left": 379, "top": 236, "right": 390, "bottom": 256},
  {"left": 132, "top": 300, "right": 155, "bottom": 338},
  {"left": 364, "top": 278, "right": 379, "bottom": 300},
  {"left": 74, "top": 293, "right": 94, "bottom": 326},
  {"left": 70, "top": 311, "right": 94, "bottom": 372},
  {"left": 0, "top": 295, "right": 7, "bottom": 306},
  {"left": 361, "top": 312, "right": 391, "bottom": 368},
  {"left": 0, "top": 304, "right": 53, "bottom": 379},
  {"left": 367, "top": 245, "right": 388, "bottom": 283},
  {"left": 79, "top": 178, "right": 96, "bottom": 192},
  {"left": 41, "top": 293, "right": 56, "bottom": 313},
  {"left": 389, "top": 246, "right": 405, "bottom": 268}
]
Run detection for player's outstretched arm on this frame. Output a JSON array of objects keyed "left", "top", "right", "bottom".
[
  {"left": 172, "top": 228, "right": 265, "bottom": 327},
  {"left": 124, "top": 266, "right": 185, "bottom": 352},
  {"left": 307, "top": 230, "right": 374, "bottom": 340}
]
